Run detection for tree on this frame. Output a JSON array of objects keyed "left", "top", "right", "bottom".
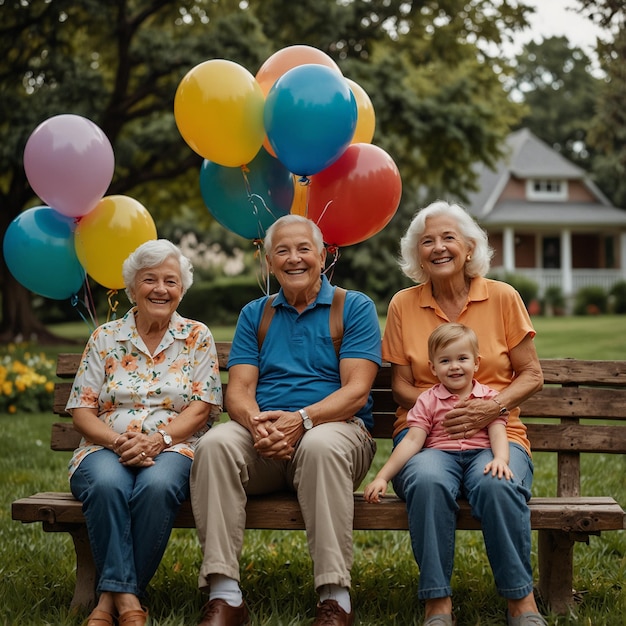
[
  {"left": 587, "top": 11, "right": 626, "bottom": 208},
  {"left": 0, "top": 0, "right": 530, "bottom": 341},
  {"left": 511, "top": 36, "right": 602, "bottom": 168}
]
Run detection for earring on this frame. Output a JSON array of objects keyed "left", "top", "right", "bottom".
[
  {"left": 420, "top": 263, "right": 424, "bottom": 269},
  {"left": 466, "top": 255, "right": 472, "bottom": 261}
]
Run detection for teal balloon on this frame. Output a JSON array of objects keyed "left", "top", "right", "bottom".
[
  {"left": 200, "top": 147, "right": 294, "bottom": 239},
  {"left": 264, "top": 64, "right": 357, "bottom": 176},
  {"left": 3, "top": 206, "right": 85, "bottom": 299}
]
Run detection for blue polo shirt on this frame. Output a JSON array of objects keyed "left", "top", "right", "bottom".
[{"left": 228, "top": 275, "right": 382, "bottom": 431}]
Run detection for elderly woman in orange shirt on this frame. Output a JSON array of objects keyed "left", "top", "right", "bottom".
[{"left": 382, "top": 201, "right": 545, "bottom": 626}]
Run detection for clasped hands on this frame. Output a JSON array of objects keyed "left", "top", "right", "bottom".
[
  {"left": 251, "top": 410, "right": 304, "bottom": 460},
  {"left": 112, "top": 431, "right": 158, "bottom": 467}
]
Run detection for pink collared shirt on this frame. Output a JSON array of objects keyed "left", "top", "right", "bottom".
[{"left": 407, "top": 379, "right": 507, "bottom": 451}]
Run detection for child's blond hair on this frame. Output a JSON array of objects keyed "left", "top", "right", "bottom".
[{"left": 428, "top": 323, "right": 479, "bottom": 362}]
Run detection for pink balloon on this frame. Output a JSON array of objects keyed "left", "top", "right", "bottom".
[{"left": 23, "top": 114, "right": 115, "bottom": 218}]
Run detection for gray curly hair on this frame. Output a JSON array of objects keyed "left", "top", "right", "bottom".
[{"left": 122, "top": 239, "right": 193, "bottom": 304}]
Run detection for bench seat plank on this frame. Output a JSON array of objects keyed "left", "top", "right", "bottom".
[{"left": 13, "top": 491, "right": 625, "bottom": 533}]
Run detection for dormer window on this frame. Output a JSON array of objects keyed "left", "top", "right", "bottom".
[{"left": 526, "top": 179, "right": 568, "bottom": 201}]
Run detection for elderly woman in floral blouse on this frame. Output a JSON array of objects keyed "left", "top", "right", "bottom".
[{"left": 66, "top": 239, "right": 222, "bottom": 626}]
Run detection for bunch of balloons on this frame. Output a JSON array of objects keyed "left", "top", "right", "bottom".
[
  {"left": 174, "top": 45, "right": 402, "bottom": 248},
  {"left": 3, "top": 114, "right": 157, "bottom": 301}
]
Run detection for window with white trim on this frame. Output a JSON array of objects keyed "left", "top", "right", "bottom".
[{"left": 526, "top": 179, "right": 568, "bottom": 201}]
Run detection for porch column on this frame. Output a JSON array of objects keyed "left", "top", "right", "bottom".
[
  {"left": 502, "top": 227, "right": 515, "bottom": 273},
  {"left": 621, "top": 232, "right": 626, "bottom": 280},
  {"left": 561, "top": 229, "right": 573, "bottom": 296}
]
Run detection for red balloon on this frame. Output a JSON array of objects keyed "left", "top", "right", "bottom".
[{"left": 307, "top": 144, "right": 402, "bottom": 247}]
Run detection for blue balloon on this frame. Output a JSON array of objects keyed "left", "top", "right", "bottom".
[
  {"left": 264, "top": 64, "right": 357, "bottom": 177},
  {"left": 200, "top": 147, "right": 294, "bottom": 240},
  {"left": 3, "top": 206, "right": 86, "bottom": 299}
]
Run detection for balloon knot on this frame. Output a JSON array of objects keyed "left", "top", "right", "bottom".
[
  {"left": 241, "top": 164, "right": 250, "bottom": 174},
  {"left": 297, "top": 176, "right": 311, "bottom": 186},
  {"left": 326, "top": 244, "right": 339, "bottom": 255}
]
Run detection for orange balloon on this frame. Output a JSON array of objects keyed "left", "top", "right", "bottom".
[
  {"left": 346, "top": 78, "right": 376, "bottom": 144},
  {"left": 75, "top": 195, "right": 157, "bottom": 289},
  {"left": 290, "top": 176, "right": 310, "bottom": 216},
  {"left": 256, "top": 45, "right": 342, "bottom": 96}
]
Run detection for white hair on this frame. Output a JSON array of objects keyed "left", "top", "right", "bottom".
[
  {"left": 122, "top": 239, "right": 193, "bottom": 304},
  {"left": 399, "top": 200, "right": 493, "bottom": 283},
  {"left": 264, "top": 215, "right": 324, "bottom": 254}
]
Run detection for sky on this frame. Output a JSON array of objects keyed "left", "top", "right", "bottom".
[{"left": 504, "top": 0, "right": 608, "bottom": 59}]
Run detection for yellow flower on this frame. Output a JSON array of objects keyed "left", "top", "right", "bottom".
[{"left": 8, "top": 405, "right": 17, "bottom": 414}]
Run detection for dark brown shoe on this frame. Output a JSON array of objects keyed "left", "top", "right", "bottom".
[
  {"left": 198, "top": 599, "right": 250, "bottom": 626},
  {"left": 312, "top": 599, "right": 354, "bottom": 626}
]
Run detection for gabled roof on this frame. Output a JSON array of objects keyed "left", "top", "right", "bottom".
[{"left": 464, "top": 128, "right": 625, "bottom": 225}]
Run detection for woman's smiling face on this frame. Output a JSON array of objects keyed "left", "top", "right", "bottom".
[
  {"left": 132, "top": 256, "right": 183, "bottom": 323},
  {"left": 418, "top": 215, "right": 472, "bottom": 280}
]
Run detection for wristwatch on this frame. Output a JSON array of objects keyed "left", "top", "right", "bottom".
[
  {"left": 298, "top": 408, "right": 313, "bottom": 431},
  {"left": 157, "top": 429, "right": 173, "bottom": 447}
]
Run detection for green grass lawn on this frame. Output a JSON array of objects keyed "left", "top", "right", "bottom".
[{"left": 1, "top": 316, "right": 625, "bottom": 624}]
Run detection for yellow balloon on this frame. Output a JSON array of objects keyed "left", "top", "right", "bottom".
[
  {"left": 75, "top": 195, "right": 157, "bottom": 289},
  {"left": 346, "top": 78, "right": 376, "bottom": 144},
  {"left": 175, "top": 59, "right": 265, "bottom": 167}
]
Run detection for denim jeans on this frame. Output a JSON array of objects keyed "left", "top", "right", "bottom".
[
  {"left": 70, "top": 448, "right": 192, "bottom": 596},
  {"left": 391, "top": 437, "right": 534, "bottom": 601}
]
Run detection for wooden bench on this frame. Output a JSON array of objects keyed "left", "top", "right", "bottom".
[{"left": 11, "top": 343, "right": 626, "bottom": 615}]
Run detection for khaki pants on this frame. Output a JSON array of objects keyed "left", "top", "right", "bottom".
[{"left": 191, "top": 419, "right": 376, "bottom": 591}]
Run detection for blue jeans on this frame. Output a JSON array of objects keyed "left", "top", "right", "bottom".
[
  {"left": 391, "top": 437, "right": 534, "bottom": 601},
  {"left": 70, "top": 449, "right": 191, "bottom": 596}
]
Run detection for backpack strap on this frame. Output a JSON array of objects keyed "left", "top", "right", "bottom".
[
  {"left": 257, "top": 294, "right": 277, "bottom": 351},
  {"left": 329, "top": 287, "right": 346, "bottom": 358},
  {"left": 256, "top": 287, "right": 347, "bottom": 358}
]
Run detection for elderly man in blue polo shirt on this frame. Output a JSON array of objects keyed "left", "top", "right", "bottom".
[{"left": 191, "top": 214, "right": 382, "bottom": 626}]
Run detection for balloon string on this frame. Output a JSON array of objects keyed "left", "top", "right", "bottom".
[
  {"left": 106, "top": 290, "right": 119, "bottom": 322},
  {"left": 240, "top": 167, "right": 280, "bottom": 240},
  {"left": 323, "top": 245, "right": 340, "bottom": 283},
  {"left": 315, "top": 200, "right": 333, "bottom": 227},
  {"left": 252, "top": 239, "right": 271, "bottom": 295},
  {"left": 70, "top": 293, "right": 96, "bottom": 335}
]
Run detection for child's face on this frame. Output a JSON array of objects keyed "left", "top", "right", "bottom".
[{"left": 429, "top": 337, "right": 479, "bottom": 393}]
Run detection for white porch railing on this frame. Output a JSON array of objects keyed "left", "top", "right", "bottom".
[{"left": 491, "top": 267, "right": 626, "bottom": 296}]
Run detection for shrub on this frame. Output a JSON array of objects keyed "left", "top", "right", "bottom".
[
  {"left": 490, "top": 273, "right": 539, "bottom": 308},
  {"left": 542, "top": 285, "right": 566, "bottom": 315},
  {"left": 0, "top": 345, "right": 56, "bottom": 413},
  {"left": 573, "top": 285, "right": 608, "bottom": 315},
  {"left": 609, "top": 281, "right": 626, "bottom": 314}
]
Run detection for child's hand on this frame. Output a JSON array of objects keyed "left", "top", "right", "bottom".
[
  {"left": 364, "top": 477, "right": 388, "bottom": 503},
  {"left": 484, "top": 458, "right": 513, "bottom": 480}
]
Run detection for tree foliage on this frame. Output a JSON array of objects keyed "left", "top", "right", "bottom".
[
  {"left": 0, "top": 0, "right": 531, "bottom": 340},
  {"left": 511, "top": 36, "right": 601, "bottom": 167}
]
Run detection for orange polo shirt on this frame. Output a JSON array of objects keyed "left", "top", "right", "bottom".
[{"left": 382, "top": 276, "right": 536, "bottom": 455}]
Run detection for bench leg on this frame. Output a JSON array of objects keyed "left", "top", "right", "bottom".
[
  {"left": 68, "top": 525, "right": 97, "bottom": 611},
  {"left": 537, "top": 530, "right": 575, "bottom": 615}
]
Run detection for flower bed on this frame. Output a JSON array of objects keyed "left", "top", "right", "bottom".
[{"left": 0, "top": 345, "right": 55, "bottom": 413}]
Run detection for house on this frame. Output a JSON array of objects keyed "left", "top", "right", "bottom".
[{"left": 462, "top": 128, "right": 626, "bottom": 306}]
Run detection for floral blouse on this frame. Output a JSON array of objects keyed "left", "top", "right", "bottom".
[{"left": 66, "top": 308, "right": 222, "bottom": 477}]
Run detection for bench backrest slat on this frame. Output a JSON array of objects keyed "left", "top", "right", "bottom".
[{"left": 51, "top": 346, "right": 626, "bottom": 465}]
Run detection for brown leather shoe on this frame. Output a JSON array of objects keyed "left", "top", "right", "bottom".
[
  {"left": 312, "top": 599, "right": 354, "bottom": 626},
  {"left": 118, "top": 606, "right": 149, "bottom": 626},
  {"left": 198, "top": 599, "right": 250, "bottom": 626},
  {"left": 82, "top": 609, "right": 115, "bottom": 626}
]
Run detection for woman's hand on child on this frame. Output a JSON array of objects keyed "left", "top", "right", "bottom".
[{"left": 364, "top": 477, "right": 388, "bottom": 503}]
